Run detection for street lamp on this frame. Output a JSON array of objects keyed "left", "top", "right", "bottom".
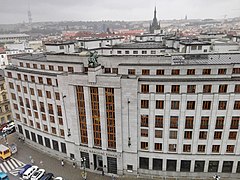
[{"left": 81, "top": 157, "right": 87, "bottom": 180}]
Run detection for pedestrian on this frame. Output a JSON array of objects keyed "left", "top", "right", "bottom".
[
  {"left": 31, "top": 158, "right": 34, "bottom": 165},
  {"left": 61, "top": 159, "right": 64, "bottom": 166},
  {"left": 111, "top": 175, "right": 115, "bottom": 180},
  {"left": 102, "top": 170, "right": 104, "bottom": 176},
  {"left": 73, "top": 162, "right": 76, "bottom": 168},
  {"left": 40, "top": 160, "right": 43, "bottom": 166}
]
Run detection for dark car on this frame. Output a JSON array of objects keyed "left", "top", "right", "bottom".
[
  {"left": 40, "top": 173, "right": 54, "bottom": 180},
  {"left": 18, "top": 164, "right": 32, "bottom": 177}
]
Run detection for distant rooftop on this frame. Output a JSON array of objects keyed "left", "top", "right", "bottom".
[
  {"left": 0, "top": 34, "right": 30, "bottom": 38},
  {"left": 112, "top": 42, "right": 170, "bottom": 49}
]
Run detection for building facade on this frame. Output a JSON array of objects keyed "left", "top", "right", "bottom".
[
  {"left": 4, "top": 53, "right": 240, "bottom": 178},
  {"left": 0, "top": 73, "right": 11, "bottom": 125}
]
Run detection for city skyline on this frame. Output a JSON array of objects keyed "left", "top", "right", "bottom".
[{"left": 0, "top": 0, "right": 240, "bottom": 24}]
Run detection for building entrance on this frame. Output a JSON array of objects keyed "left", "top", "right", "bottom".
[{"left": 93, "top": 154, "right": 103, "bottom": 171}]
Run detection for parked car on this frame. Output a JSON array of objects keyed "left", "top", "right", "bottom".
[
  {"left": 2, "top": 123, "right": 15, "bottom": 134},
  {"left": 40, "top": 173, "right": 54, "bottom": 180},
  {"left": 54, "top": 177, "right": 63, "bottom": 180},
  {"left": 22, "top": 165, "right": 39, "bottom": 180},
  {"left": 0, "top": 123, "right": 8, "bottom": 132},
  {"left": 31, "top": 169, "right": 45, "bottom": 180},
  {"left": 18, "top": 164, "right": 32, "bottom": 177}
]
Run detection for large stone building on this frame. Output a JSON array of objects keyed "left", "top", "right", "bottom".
[{"left": 4, "top": 52, "right": 240, "bottom": 179}]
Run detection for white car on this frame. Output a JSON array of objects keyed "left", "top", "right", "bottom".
[
  {"left": 31, "top": 169, "right": 45, "bottom": 180},
  {"left": 22, "top": 166, "right": 39, "bottom": 180},
  {"left": 2, "top": 123, "right": 15, "bottom": 133},
  {"left": 55, "top": 177, "right": 64, "bottom": 180}
]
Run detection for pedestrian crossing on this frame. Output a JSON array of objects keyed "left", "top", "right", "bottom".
[{"left": 0, "top": 157, "right": 25, "bottom": 176}]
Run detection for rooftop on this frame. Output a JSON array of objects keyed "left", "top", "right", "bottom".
[
  {"left": 112, "top": 42, "right": 170, "bottom": 49},
  {"left": 0, "top": 34, "right": 30, "bottom": 38}
]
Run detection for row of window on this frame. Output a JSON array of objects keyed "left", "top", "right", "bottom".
[
  {"left": 141, "top": 128, "right": 238, "bottom": 141},
  {"left": 128, "top": 68, "right": 240, "bottom": 75},
  {"left": 117, "top": 50, "right": 161, "bottom": 55},
  {"left": 141, "top": 142, "right": 236, "bottom": 154},
  {"left": 139, "top": 157, "right": 239, "bottom": 173},
  {"left": 8, "top": 73, "right": 58, "bottom": 86},
  {"left": 18, "top": 125, "right": 67, "bottom": 153},
  {"left": 141, "top": 99, "right": 240, "bottom": 110},
  {"left": 141, "top": 84, "right": 240, "bottom": 94},
  {"left": 19, "top": 62, "right": 74, "bottom": 73},
  {"left": 141, "top": 115, "right": 240, "bottom": 130}
]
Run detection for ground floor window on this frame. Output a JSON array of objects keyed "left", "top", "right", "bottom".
[
  {"left": 153, "top": 158, "right": 162, "bottom": 170},
  {"left": 167, "top": 159, "right": 177, "bottom": 171},
  {"left": 25, "top": 129, "right": 30, "bottom": 139},
  {"left": 107, "top": 157, "right": 117, "bottom": 174},
  {"left": 80, "top": 152, "right": 90, "bottom": 168},
  {"left": 222, "top": 161, "right": 233, "bottom": 173},
  {"left": 52, "top": 140, "right": 59, "bottom": 151},
  {"left": 44, "top": 137, "right": 51, "bottom": 148},
  {"left": 37, "top": 135, "right": 43, "bottom": 145},
  {"left": 31, "top": 132, "right": 36, "bottom": 142},
  {"left": 194, "top": 161, "right": 205, "bottom": 172},
  {"left": 180, "top": 160, "right": 191, "bottom": 172},
  {"left": 18, "top": 125, "right": 23, "bottom": 134},
  {"left": 61, "top": 142, "right": 67, "bottom": 154},
  {"left": 139, "top": 157, "right": 149, "bottom": 169},
  {"left": 208, "top": 161, "right": 219, "bottom": 172}
]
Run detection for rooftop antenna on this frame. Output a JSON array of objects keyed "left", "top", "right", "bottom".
[{"left": 27, "top": 0, "right": 32, "bottom": 24}]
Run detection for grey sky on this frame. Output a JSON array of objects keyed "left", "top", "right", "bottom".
[{"left": 0, "top": 0, "right": 240, "bottom": 24}]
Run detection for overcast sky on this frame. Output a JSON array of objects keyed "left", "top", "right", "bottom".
[{"left": 0, "top": 0, "right": 240, "bottom": 24}]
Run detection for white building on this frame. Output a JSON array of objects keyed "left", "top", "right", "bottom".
[
  {"left": 4, "top": 52, "right": 240, "bottom": 179},
  {"left": 0, "top": 34, "right": 30, "bottom": 43},
  {"left": 44, "top": 42, "right": 75, "bottom": 54},
  {"left": 0, "top": 53, "right": 8, "bottom": 67},
  {"left": 179, "top": 41, "right": 211, "bottom": 53}
]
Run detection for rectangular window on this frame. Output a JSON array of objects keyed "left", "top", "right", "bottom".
[
  {"left": 169, "top": 131, "right": 178, "bottom": 139},
  {"left": 184, "top": 131, "right": 192, "bottom": 139},
  {"left": 218, "top": 101, "right": 227, "bottom": 110},
  {"left": 226, "top": 145, "right": 234, "bottom": 153},
  {"left": 202, "top": 101, "right": 211, "bottom": 110},
  {"left": 156, "top": 69, "right": 164, "bottom": 75},
  {"left": 233, "top": 68, "right": 240, "bottom": 74},
  {"left": 49, "top": 65, "right": 54, "bottom": 70},
  {"left": 214, "top": 131, "right": 222, "bottom": 139},
  {"left": 19, "top": 62, "right": 23, "bottom": 67},
  {"left": 183, "top": 145, "right": 191, "bottom": 152},
  {"left": 199, "top": 131, "right": 207, "bottom": 139},
  {"left": 185, "top": 116, "right": 194, "bottom": 129},
  {"left": 141, "top": 100, "right": 149, "bottom": 108},
  {"left": 167, "top": 160, "right": 177, "bottom": 171},
  {"left": 58, "top": 66, "right": 64, "bottom": 71},
  {"left": 151, "top": 50, "right": 156, "bottom": 54},
  {"left": 40, "top": 65, "right": 45, "bottom": 70},
  {"left": 112, "top": 68, "right": 118, "bottom": 74},
  {"left": 198, "top": 145, "right": 206, "bottom": 153},
  {"left": 26, "top": 63, "right": 30, "bottom": 68},
  {"left": 156, "top": 85, "right": 164, "bottom": 93},
  {"left": 170, "top": 116, "right": 178, "bottom": 129},
  {"left": 117, "top": 51, "right": 121, "bottom": 54},
  {"left": 44, "top": 137, "right": 51, "bottom": 148},
  {"left": 17, "top": 73, "right": 21, "bottom": 80},
  {"left": 142, "top": 50, "right": 147, "bottom": 54},
  {"left": 141, "top": 142, "right": 148, "bottom": 150},
  {"left": 125, "top": 51, "right": 129, "bottom": 54},
  {"left": 46, "top": 91, "right": 51, "bottom": 99},
  {"left": 128, "top": 69, "right": 135, "bottom": 75},
  {"left": 171, "top": 101, "right": 179, "bottom": 109},
  {"left": 200, "top": 117, "right": 209, "bottom": 129},
  {"left": 139, "top": 157, "right": 149, "bottom": 169},
  {"left": 156, "top": 100, "right": 164, "bottom": 109},
  {"left": 52, "top": 140, "right": 59, "bottom": 151},
  {"left": 230, "top": 117, "right": 239, "bottom": 129},
  {"left": 61, "top": 142, "right": 67, "bottom": 153},
  {"left": 55, "top": 92, "right": 60, "bottom": 100},
  {"left": 187, "top": 101, "right": 195, "bottom": 110},
  {"left": 141, "top": 115, "right": 148, "bottom": 127},
  {"left": 141, "top": 84, "right": 149, "bottom": 93},
  {"left": 229, "top": 131, "right": 237, "bottom": 140},
  {"left": 168, "top": 144, "right": 177, "bottom": 152},
  {"left": 171, "top": 85, "right": 180, "bottom": 93},
  {"left": 24, "top": 75, "right": 28, "bottom": 81},
  {"left": 187, "top": 85, "right": 196, "bottom": 93},
  {"left": 133, "top": 51, "right": 138, "bottom": 54},
  {"left": 212, "top": 145, "right": 220, "bottom": 153},
  {"left": 9, "top": 82, "right": 14, "bottom": 89},
  {"left": 7, "top": 72, "right": 12, "bottom": 78},
  {"left": 142, "top": 69, "right": 150, "bottom": 75},
  {"left": 155, "top": 130, "right": 162, "bottom": 138},
  {"left": 218, "top": 68, "right": 227, "bottom": 74},
  {"left": 153, "top": 159, "right": 162, "bottom": 170},
  {"left": 203, "top": 85, "right": 212, "bottom": 93},
  {"left": 202, "top": 69, "right": 211, "bottom": 75},
  {"left": 208, "top": 161, "right": 219, "bottom": 172},
  {"left": 46, "top": 78, "right": 52, "bottom": 85},
  {"left": 222, "top": 161, "right": 233, "bottom": 173},
  {"left": 172, "top": 69, "right": 180, "bottom": 75},
  {"left": 234, "top": 101, "right": 240, "bottom": 110},
  {"left": 68, "top": 67, "right": 74, "bottom": 73},
  {"left": 38, "top": 77, "right": 43, "bottom": 84},
  {"left": 155, "top": 116, "right": 163, "bottom": 128},
  {"left": 154, "top": 143, "right": 162, "bottom": 151},
  {"left": 141, "top": 129, "right": 148, "bottom": 137},
  {"left": 187, "top": 69, "right": 195, "bottom": 75},
  {"left": 219, "top": 84, "right": 228, "bottom": 93},
  {"left": 215, "top": 117, "right": 224, "bottom": 129},
  {"left": 37, "top": 135, "right": 43, "bottom": 145},
  {"left": 235, "top": 84, "right": 240, "bottom": 93}
]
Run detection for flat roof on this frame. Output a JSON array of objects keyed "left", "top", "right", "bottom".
[
  {"left": 0, "top": 34, "right": 30, "bottom": 38},
  {"left": 139, "top": 77, "right": 240, "bottom": 82}
]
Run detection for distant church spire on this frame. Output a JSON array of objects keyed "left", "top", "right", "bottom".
[{"left": 149, "top": 6, "right": 160, "bottom": 33}]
